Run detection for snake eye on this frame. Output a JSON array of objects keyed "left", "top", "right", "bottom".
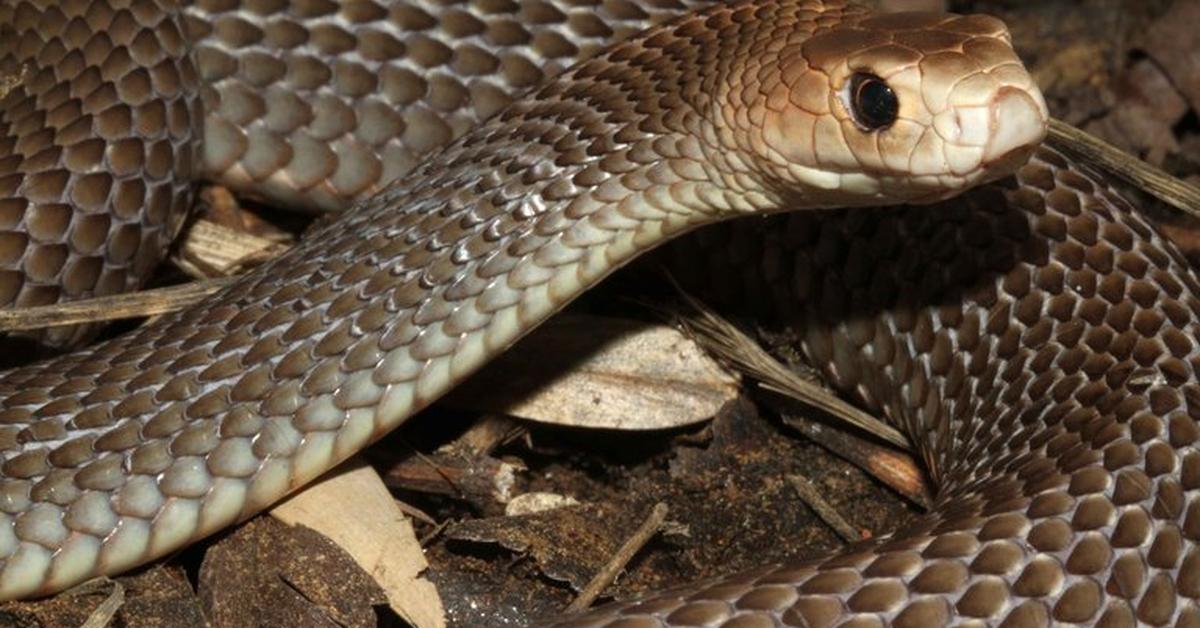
[{"left": 848, "top": 73, "right": 898, "bottom": 131}]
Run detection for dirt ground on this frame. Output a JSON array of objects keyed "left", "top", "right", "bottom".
[{"left": 1, "top": 1, "right": 1199, "bottom": 626}]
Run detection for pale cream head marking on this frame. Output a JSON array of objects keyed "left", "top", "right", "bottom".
[{"left": 752, "top": 10, "right": 1048, "bottom": 207}]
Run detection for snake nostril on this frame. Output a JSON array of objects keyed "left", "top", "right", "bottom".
[{"left": 983, "top": 87, "right": 1048, "bottom": 167}]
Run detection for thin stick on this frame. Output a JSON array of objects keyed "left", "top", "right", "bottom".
[
  {"left": 0, "top": 277, "right": 235, "bottom": 331},
  {"left": 785, "top": 475, "right": 862, "bottom": 543},
  {"left": 566, "top": 502, "right": 670, "bottom": 613},
  {"left": 780, "top": 412, "right": 929, "bottom": 508}
]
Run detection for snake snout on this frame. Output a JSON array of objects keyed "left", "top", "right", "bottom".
[{"left": 981, "top": 86, "right": 1048, "bottom": 172}]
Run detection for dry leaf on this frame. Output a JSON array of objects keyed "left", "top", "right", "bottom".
[
  {"left": 271, "top": 460, "right": 446, "bottom": 628},
  {"left": 446, "top": 503, "right": 634, "bottom": 590},
  {"left": 448, "top": 315, "right": 739, "bottom": 430},
  {"left": 1141, "top": 0, "right": 1200, "bottom": 111},
  {"left": 199, "top": 517, "right": 386, "bottom": 627}
]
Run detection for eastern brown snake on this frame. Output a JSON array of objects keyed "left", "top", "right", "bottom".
[{"left": 3, "top": 1, "right": 1196, "bottom": 626}]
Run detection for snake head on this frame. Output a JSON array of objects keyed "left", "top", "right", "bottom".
[{"left": 745, "top": 10, "right": 1048, "bottom": 208}]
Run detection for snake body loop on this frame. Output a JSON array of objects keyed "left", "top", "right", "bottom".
[
  {"left": 592, "top": 145, "right": 1200, "bottom": 627},
  {"left": 2, "top": 1, "right": 1188, "bottom": 627}
]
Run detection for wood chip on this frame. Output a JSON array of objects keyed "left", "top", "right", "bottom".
[
  {"left": 271, "top": 460, "right": 446, "bottom": 628},
  {"left": 174, "top": 219, "right": 293, "bottom": 278},
  {"left": 506, "top": 492, "right": 580, "bottom": 516}
]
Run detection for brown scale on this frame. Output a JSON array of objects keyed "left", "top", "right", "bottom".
[
  {"left": 0, "top": 0, "right": 714, "bottom": 349},
  {"left": 0, "top": 0, "right": 891, "bottom": 602},
  {"left": 571, "top": 147, "right": 1200, "bottom": 626},
  {"left": 182, "top": 0, "right": 715, "bottom": 210},
  {"left": 0, "top": 0, "right": 199, "bottom": 347}
]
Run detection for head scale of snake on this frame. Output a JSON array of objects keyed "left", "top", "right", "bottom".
[{"left": 698, "top": 5, "right": 1048, "bottom": 210}]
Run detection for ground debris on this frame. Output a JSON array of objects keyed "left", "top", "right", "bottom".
[{"left": 198, "top": 517, "right": 389, "bottom": 628}]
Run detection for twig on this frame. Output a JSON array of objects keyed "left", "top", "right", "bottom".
[
  {"left": 785, "top": 475, "right": 862, "bottom": 543},
  {"left": 565, "top": 502, "right": 670, "bottom": 613},
  {"left": 1047, "top": 118, "right": 1200, "bottom": 217},
  {"left": 418, "top": 518, "right": 452, "bottom": 547},
  {"left": 393, "top": 499, "right": 438, "bottom": 526},
  {"left": 780, "top": 412, "right": 930, "bottom": 509},
  {"left": 0, "top": 277, "right": 235, "bottom": 331}
]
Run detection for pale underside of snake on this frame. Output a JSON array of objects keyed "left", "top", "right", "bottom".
[{"left": 1, "top": 1, "right": 1196, "bottom": 627}]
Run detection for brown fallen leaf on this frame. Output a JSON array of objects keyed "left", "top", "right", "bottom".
[
  {"left": 446, "top": 502, "right": 649, "bottom": 591},
  {"left": 1083, "top": 59, "right": 1187, "bottom": 165},
  {"left": 1140, "top": 0, "right": 1200, "bottom": 111},
  {"left": 198, "top": 517, "right": 388, "bottom": 628},
  {"left": 448, "top": 315, "right": 739, "bottom": 430},
  {"left": 271, "top": 460, "right": 446, "bottom": 628},
  {"left": 110, "top": 567, "right": 207, "bottom": 628}
]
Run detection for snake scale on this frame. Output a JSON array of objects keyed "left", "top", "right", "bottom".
[{"left": 0, "top": 0, "right": 1194, "bottom": 626}]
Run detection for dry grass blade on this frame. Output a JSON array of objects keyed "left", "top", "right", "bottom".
[
  {"left": 665, "top": 288, "right": 909, "bottom": 448},
  {"left": 1047, "top": 118, "right": 1200, "bottom": 216},
  {"left": 0, "top": 278, "right": 235, "bottom": 332},
  {"left": 78, "top": 580, "right": 124, "bottom": 628}
]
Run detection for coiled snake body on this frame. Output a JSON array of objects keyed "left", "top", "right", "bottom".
[{"left": 0, "top": 1, "right": 1194, "bottom": 626}]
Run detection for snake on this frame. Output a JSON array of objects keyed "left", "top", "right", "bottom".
[{"left": 0, "top": 0, "right": 1192, "bottom": 626}]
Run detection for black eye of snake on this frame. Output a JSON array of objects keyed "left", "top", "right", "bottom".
[{"left": 849, "top": 73, "right": 899, "bottom": 131}]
